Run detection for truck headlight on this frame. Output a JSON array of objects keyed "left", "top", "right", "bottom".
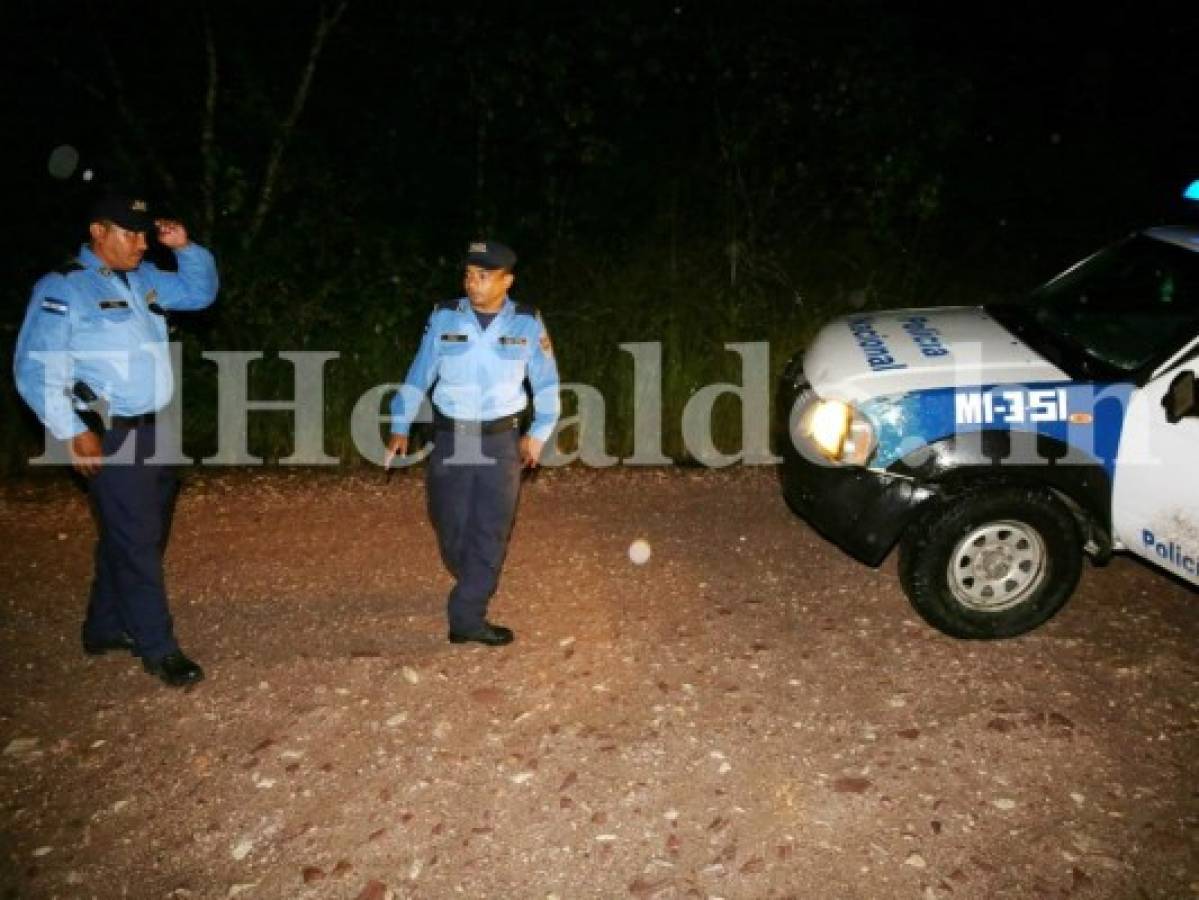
[{"left": 801, "top": 398, "right": 877, "bottom": 466}]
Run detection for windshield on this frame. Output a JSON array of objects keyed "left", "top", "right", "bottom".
[{"left": 988, "top": 234, "right": 1199, "bottom": 379}]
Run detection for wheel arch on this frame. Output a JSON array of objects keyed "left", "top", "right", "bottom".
[{"left": 886, "top": 431, "right": 1114, "bottom": 555}]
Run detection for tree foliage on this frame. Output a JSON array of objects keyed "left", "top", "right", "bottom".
[{"left": 3, "top": 3, "right": 1195, "bottom": 466}]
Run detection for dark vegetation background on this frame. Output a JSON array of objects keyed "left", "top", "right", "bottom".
[{"left": 3, "top": 1, "right": 1196, "bottom": 467}]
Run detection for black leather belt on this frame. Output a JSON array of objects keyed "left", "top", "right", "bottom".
[
  {"left": 433, "top": 410, "right": 520, "bottom": 435},
  {"left": 111, "top": 413, "right": 157, "bottom": 429}
]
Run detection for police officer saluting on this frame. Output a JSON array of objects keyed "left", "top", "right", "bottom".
[
  {"left": 13, "top": 192, "right": 218, "bottom": 687},
  {"left": 386, "top": 240, "right": 560, "bottom": 646}
]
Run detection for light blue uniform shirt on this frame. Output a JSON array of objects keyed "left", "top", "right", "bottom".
[
  {"left": 391, "top": 297, "right": 561, "bottom": 442},
  {"left": 13, "top": 243, "right": 219, "bottom": 439}
]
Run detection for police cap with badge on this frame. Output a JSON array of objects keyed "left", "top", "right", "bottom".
[
  {"left": 466, "top": 240, "right": 517, "bottom": 271},
  {"left": 90, "top": 192, "right": 154, "bottom": 232}
]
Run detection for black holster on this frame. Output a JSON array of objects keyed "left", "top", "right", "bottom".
[{"left": 71, "top": 381, "right": 109, "bottom": 436}]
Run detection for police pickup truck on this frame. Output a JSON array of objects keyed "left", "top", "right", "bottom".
[{"left": 779, "top": 182, "right": 1199, "bottom": 638}]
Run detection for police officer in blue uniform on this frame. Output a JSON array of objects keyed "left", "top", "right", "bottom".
[
  {"left": 13, "top": 193, "right": 219, "bottom": 687},
  {"left": 386, "top": 240, "right": 560, "bottom": 646}
]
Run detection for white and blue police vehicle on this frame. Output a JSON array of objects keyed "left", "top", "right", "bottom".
[{"left": 779, "top": 181, "right": 1199, "bottom": 638}]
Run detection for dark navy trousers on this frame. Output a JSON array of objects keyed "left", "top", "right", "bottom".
[
  {"left": 426, "top": 427, "right": 523, "bottom": 634},
  {"left": 83, "top": 424, "right": 180, "bottom": 662}
]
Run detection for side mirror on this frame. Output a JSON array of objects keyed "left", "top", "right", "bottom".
[{"left": 1163, "top": 369, "right": 1198, "bottom": 424}]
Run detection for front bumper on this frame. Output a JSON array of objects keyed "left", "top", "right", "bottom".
[{"left": 777, "top": 374, "right": 935, "bottom": 566}]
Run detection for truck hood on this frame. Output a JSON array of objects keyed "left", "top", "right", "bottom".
[{"left": 802, "top": 306, "right": 1069, "bottom": 401}]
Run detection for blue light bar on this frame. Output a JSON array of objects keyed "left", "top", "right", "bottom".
[{"left": 1185, "top": 180, "right": 1199, "bottom": 201}]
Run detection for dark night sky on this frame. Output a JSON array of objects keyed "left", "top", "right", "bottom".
[{"left": 5, "top": 1, "right": 1198, "bottom": 297}]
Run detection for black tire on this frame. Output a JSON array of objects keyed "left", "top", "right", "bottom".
[{"left": 898, "top": 486, "right": 1082, "bottom": 639}]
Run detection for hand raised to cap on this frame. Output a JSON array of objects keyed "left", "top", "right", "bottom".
[{"left": 154, "top": 219, "right": 189, "bottom": 250}]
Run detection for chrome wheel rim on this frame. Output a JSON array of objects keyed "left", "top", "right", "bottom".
[{"left": 947, "top": 520, "right": 1047, "bottom": 612}]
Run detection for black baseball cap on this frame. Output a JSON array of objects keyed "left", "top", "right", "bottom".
[
  {"left": 465, "top": 240, "right": 517, "bottom": 270},
  {"left": 89, "top": 192, "right": 153, "bottom": 232}
]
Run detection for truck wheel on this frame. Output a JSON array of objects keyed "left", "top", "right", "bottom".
[{"left": 898, "top": 487, "right": 1082, "bottom": 639}]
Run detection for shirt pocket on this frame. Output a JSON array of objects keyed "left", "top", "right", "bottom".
[
  {"left": 494, "top": 335, "right": 532, "bottom": 363},
  {"left": 437, "top": 334, "right": 473, "bottom": 381},
  {"left": 93, "top": 299, "right": 134, "bottom": 326}
]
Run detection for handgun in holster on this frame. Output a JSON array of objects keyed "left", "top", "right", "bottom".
[{"left": 70, "top": 381, "right": 109, "bottom": 436}]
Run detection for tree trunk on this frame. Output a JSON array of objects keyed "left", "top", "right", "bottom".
[
  {"left": 242, "top": 0, "right": 351, "bottom": 252},
  {"left": 201, "top": 8, "right": 219, "bottom": 242}
]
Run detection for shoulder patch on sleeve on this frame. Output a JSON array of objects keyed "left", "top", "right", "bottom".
[
  {"left": 40, "top": 297, "right": 69, "bottom": 316},
  {"left": 514, "top": 302, "right": 538, "bottom": 318}
]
